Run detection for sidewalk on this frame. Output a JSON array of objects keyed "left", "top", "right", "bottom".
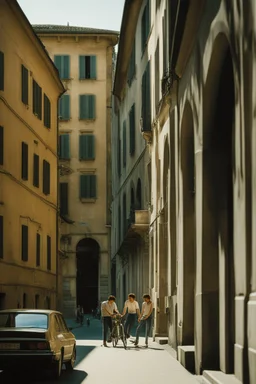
[{"left": 65, "top": 315, "right": 201, "bottom": 384}]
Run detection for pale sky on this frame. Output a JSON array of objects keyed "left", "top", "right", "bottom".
[{"left": 17, "top": 0, "right": 125, "bottom": 32}]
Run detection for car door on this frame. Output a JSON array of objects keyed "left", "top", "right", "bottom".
[{"left": 56, "top": 314, "right": 72, "bottom": 360}]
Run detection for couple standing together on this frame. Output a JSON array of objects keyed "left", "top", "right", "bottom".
[{"left": 101, "top": 293, "right": 153, "bottom": 348}]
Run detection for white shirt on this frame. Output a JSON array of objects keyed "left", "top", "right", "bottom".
[
  {"left": 141, "top": 301, "right": 153, "bottom": 317},
  {"left": 124, "top": 300, "right": 139, "bottom": 314},
  {"left": 101, "top": 301, "right": 118, "bottom": 317}
]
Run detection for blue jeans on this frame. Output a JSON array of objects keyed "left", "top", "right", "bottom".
[
  {"left": 102, "top": 317, "right": 112, "bottom": 342},
  {"left": 124, "top": 313, "right": 136, "bottom": 336},
  {"left": 135, "top": 316, "right": 152, "bottom": 345}
]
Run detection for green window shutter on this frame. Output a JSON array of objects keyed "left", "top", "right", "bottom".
[
  {"left": 60, "top": 134, "right": 70, "bottom": 159},
  {"left": 146, "top": 62, "right": 151, "bottom": 129},
  {"left": 79, "top": 56, "right": 86, "bottom": 79},
  {"left": 0, "top": 51, "right": 4, "bottom": 91},
  {"left": 47, "top": 235, "right": 51, "bottom": 270},
  {"left": 21, "top": 65, "right": 28, "bottom": 105},
  {"left": 33, "top": 154, "right": 39, "bottom": 187},
  {"left": 36, "top": 233, "right": 40, "bottom": 267},
  {"left": 21, "top": 142, "right": 28, "bottom": 180},
  {"left": 32, "top": 80, "right": 42, "bottom": 120},
  {"left": 0, "top": 216, "right": 3, "bottom": 259},
  {"left": 79, "top": 95, "right": 95, "bottom": 119},
  {"left": 54, "top": 56, "right": 62, "bottom": 77},
  {"left": 21, "top": 225, "right": 28, "bottom": 261},
  {"left": 59, "top": 95, "right": 70, "bottom": 120},
  {"left": 79, "top": 135, "right": 95, "bottom": 160},
  {"left": 129, "top": 104, "right": 135, "bottom": 155},
  {"left": 123, "top": 121, "right": 126, "bottom": 167},
  {"left": 43, "top": 160, "right": 50, "bottom": 195},
  {"left": 60, "top": 183, "right": 68, "bottom": 215},
  {"left": 80, "top": 175, "right": 96, "bottom": 198},
  {"left": 90, "top": 56, "right": 96, "bottom": 79},
  {"left": 0, "top": 126, "right": 3, "bottom": 165},
  {"left": 44, "top": 94, "right": 51, "bottom": 128},
  {"left": 54, "top": 55, "right": 70, "bottom": 79}
]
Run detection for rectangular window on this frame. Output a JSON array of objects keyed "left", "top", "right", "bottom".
[
  {"left": 43, "top": 160, "right": 50, "bottom": 195},
  {"left": 79, "top": 55, "right": 97, "bottom": 79},
  {"left": 123, "top": 121, "right": 126, "bottom": 167},
  {"left": 141, "top": 62, "right": 151, "bottom": 131},
  {"left": 59, "top": 134, "right": 70, "bottom": 160},
  {"left": 36, "top": 233, "right": 40, "bottom": 267},
  {"left": 141, "top": 0, "right": 150, "bottom": 52},
  {"left": 33, "top": 80, "right": 42, "bottom": 120},
  {"left": 54, "top": 55, "right": 70, "bottom": 79},
  {"left": 117, "top": 113, "right": 121, "bottom": 177},
  {"left": 59, "top": 95, "right": 70, "bottom": 120},
  {"left": 0, "top": 126, "right": 3, "bottom": 165},
  {"left": 44, "top": 94, "right": 51, "bottom": 128},
  {"left": 79, "top": 135, "right": 95, "bottom": 160},
  {"left": 129, "top": 104, "right": 135, "bottom": 156},
  {"left": 127, "top": 42, "right": 135, "bottom": 85},
  {"left": 21, "top": 142, "right": 28, "bottom": 180},
  {"left": 60, "top": 183, "right": 68, "bottom": 216},
  {"left": 21, "top": 65, "right": 28, "bottom": 105},
  {"left": 0, "top": 216, "right": 3, "bottom": 259},
  {"left": 21, "top": 225, "right": 28, "bottom": 262},
  {"left": 0, "top": 51, "right": 4, "bottom": 91},
  {"left": 80, "top": 174, "right": 97, "bottom": 199},
  {"left": 33, "top": 154, "right": 39, "bottom": 188},
  {"left": 79, "top": 95, "right": 95, "bottom": 120},
  {"left": 47, "top": 235, "right": 51, "bottom": 271}
]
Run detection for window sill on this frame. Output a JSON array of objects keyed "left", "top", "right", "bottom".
[
  {"left": 59, "top": 118, "right": 71, "bottom": 122},
  {"left": 79, "top": 118, "right": 95, "bottom": 121},
  {"left": 79, "top": 78, "right": 97, "bottom": 81},
  {"left": 79, "top": 158, "right": 95, "bottom": 161},
  {"left": 80, "top": 198, "right": 97, "bottom": 203}
]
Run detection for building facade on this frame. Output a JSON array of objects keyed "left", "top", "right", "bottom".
[
  {"left": 113, "top": 0, "right": 256, "bottom": 383},
  {"left": 34, "top": 25, "right": 119, "bottom": 316},
  {"left": 0, "top": 1, "right": 64, "bottom": 310}
]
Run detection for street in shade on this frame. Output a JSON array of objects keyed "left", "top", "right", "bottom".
[{"left": 0, "top": 315, "right": 200, "bottom": 384}]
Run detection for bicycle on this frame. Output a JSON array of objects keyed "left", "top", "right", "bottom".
[{"left": 111, "top": 314, "right": 127, "bottom": 349}]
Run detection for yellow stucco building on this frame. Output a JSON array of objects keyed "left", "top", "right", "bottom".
[
  {"left": 34, "top": 25, "right": 119, "bottom": 316},
  {"left": 0, "top": 0, "right": 65, "bottom": 310}
]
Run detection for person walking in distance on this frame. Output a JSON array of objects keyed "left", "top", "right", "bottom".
[
  {"left": 134, "top": 294, "right": 153, "bottom": 348},
  {"left": 122, "top": 293, "right": 140, "bottom": 338},
  {"left": 101, "top": 295, "right": 119, "bottom": 347}
]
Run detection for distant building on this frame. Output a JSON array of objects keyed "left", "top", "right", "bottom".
[
  {"left": 0, "top": 1, "right": 65, "bottom": 309},
  {"left": 34, "top": 25, "right": 119, "bottom": 316}
]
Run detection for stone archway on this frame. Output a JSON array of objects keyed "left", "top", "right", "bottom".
[
  {"left": 76, "top": 238, "right": 100, "bottom": 313},
  {"left": 201, "top": 33, "right": 235, "bottom": 372},
  {"left": 180, "top": 101, "right": 195, "bottom": 347}
]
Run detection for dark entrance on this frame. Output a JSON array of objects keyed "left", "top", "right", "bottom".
[{"left": 76, "top": 238, "right": 99, "bottom": 313}]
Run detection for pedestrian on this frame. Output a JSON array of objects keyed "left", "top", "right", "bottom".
[
  {"left": 134, "top": 294, "right": 153, "bottom": 348},
  {"left": 76, "top": 305, "right": 81, "bottom": 322},
  {"left": 121, "top": 293, "right": 140, "bottom": 338},
  {"left": 101, "top": 295, "right": 119, "bottom": 347},
  {"left": 87, "top": 317, "right": 90, "bottom": 326}
]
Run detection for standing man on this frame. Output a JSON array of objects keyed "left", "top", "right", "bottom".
[
  {"left": 101, "top": 295, "right": 119, "bottom": 347},
  {"left": 134, "top": 294, "right": 153, "bottom": 348},
  {"left": 122, "top": 293, "right": 140, "bottom": 338}
]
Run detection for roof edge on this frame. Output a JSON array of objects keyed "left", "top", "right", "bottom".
[
  {"left": 33, "top": 24, "right": 119, "bottom": 36},
  {"left": 113, "top": 0, "right": 144, "bottom": 100}
]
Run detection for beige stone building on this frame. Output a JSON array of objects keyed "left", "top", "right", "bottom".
[
  {"left": 113, "top": 0, "right": 256, "bottom": 383},
  {"left": 34, "top": 25, "right": 119, "bottom": 316},
  {"left": 0, "top": 1, "right": 65, "bottom": 310}
]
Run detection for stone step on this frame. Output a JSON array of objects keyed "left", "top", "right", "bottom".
[
  {"left": 178, "top": 345, "right": 195, "bottom": 374},
  {"left": 203, "top": 371, "right": 242, "bottom": 384},
  {"left": 155, "top": 336, "right": 168, "bottom": 344}
]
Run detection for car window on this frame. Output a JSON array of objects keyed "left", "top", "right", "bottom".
[
  {"left": 57, "top": 315, "right": 69, "bottom": 332},
  {"left": 0, "top": 313, "right": 48, "bottom": 329},
  {"left": 54, "top": 315, "right": 61, "bottom": 332}
]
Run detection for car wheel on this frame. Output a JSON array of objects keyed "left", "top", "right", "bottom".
[
  {"left": 51, "top": 351, "right": 63, "bottom": 379},
  {"left": 66, "top": 346, "right": 76, "bottom": 370}
]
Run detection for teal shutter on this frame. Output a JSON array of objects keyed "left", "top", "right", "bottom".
[
  {"left": 0, "top": 51, "right": 4, "bottom": 91},
  {"left": 79, "top": 56, "right": 85, "bottom": 79},
  {"left": 54, "top": 56, "right": 62, "bottom": 77},
  {"left": 90, "top": 56, "right": 96, "bottom": 79},
  {"left": 60, "top": 134, "right": 70, "bottom": 159},
  {"left": 21, "top": 65, "right": 28, "bottom": 105},
  {"left": 60, "top": 183, "right": 68, "bottom": 215},
  {"left": 79, "top": 95, "right": 95, "bottom": 119},
  {"left": 63, "top": 55, "right": 70, "bottom": 79},
  {"left": 129, "top": 104, "right": 135, "bottom": 155},
  {"left": 59, "top": 95, "right": 70, "bottom": 120},
  {"left": 54, "top": 55, "right": 70, "bottom": 79},
  {"left": 123, "top": 121, "right": 126, "bottom": 167},
  {"left": 79, "top": 135, "right": 95, "bottom": 160},
  {"left": 80, "top": 175, "right": 96, "bottom": 198}
]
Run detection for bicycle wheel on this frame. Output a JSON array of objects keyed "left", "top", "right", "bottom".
[
  {"left": 120, "top": 324, "right": 127, "bottom": 349},
  {"left": 112, "top": 327, "right": 118, "bottom": 347}
]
